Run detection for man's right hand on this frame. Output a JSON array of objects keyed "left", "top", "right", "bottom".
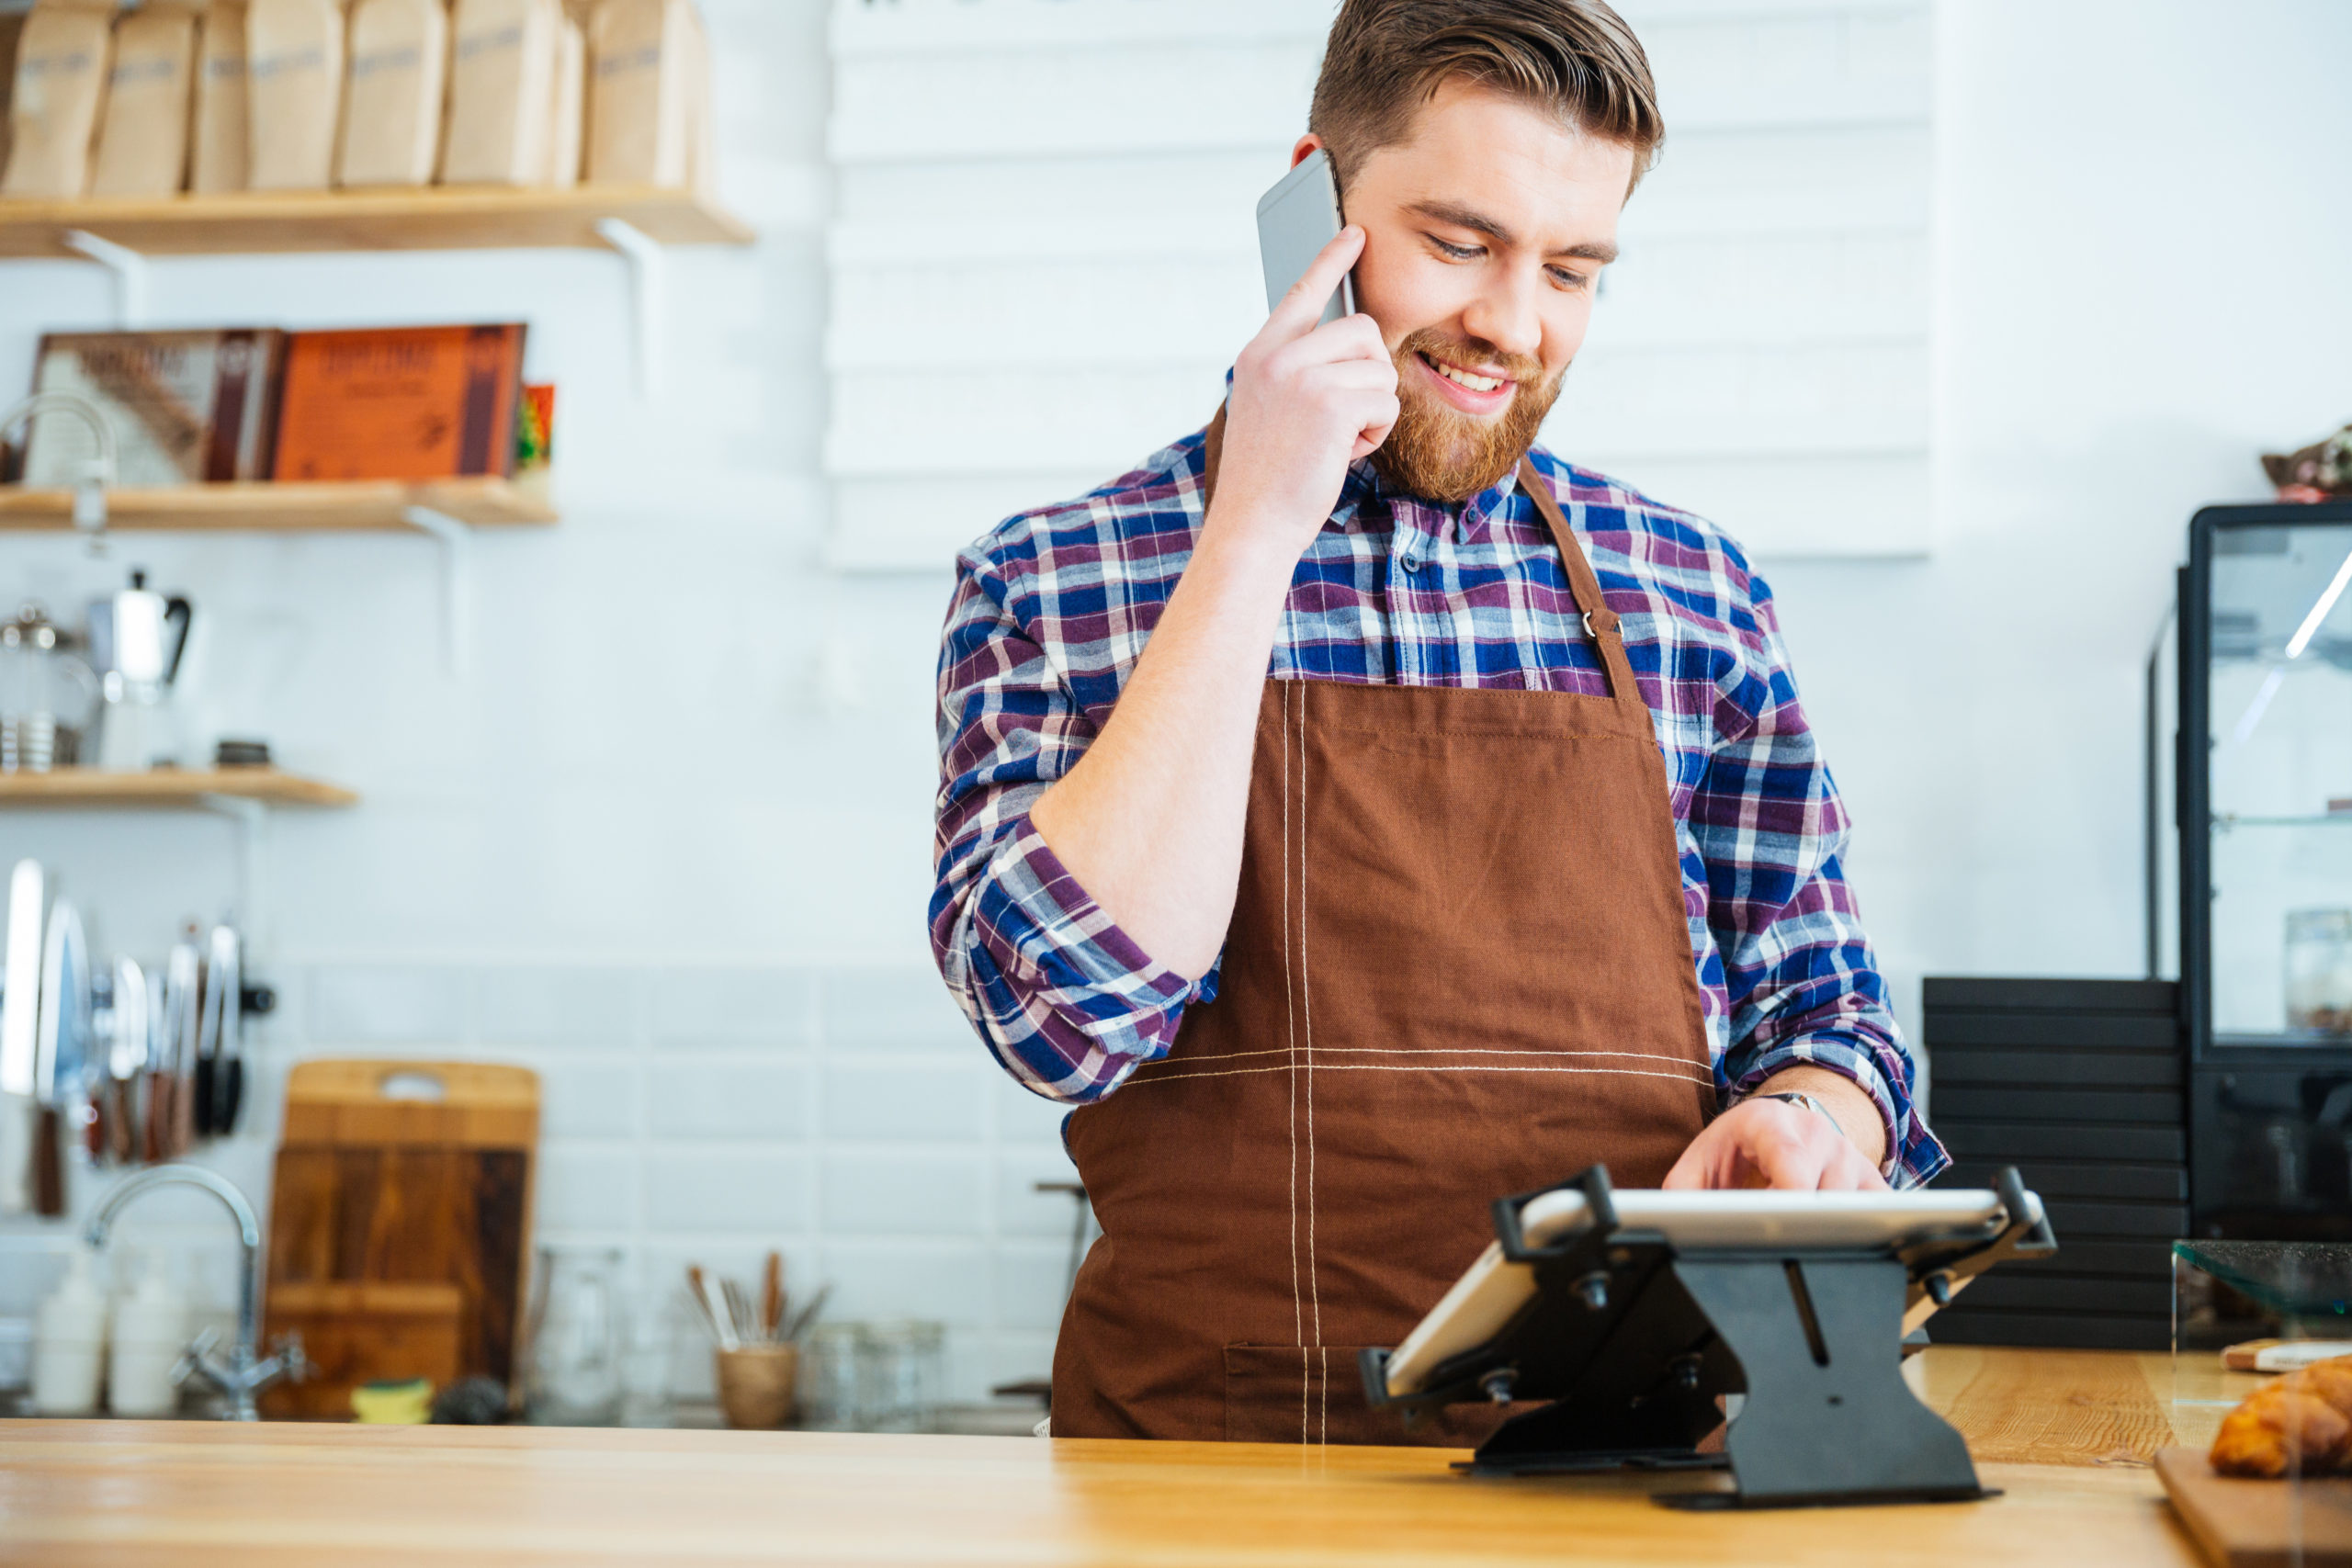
[{"left": 1209, "top": 226, "right": 1399, "bottom": 560}]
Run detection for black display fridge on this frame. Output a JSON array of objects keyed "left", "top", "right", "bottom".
[{"left": 2174, "top": 499, "right": 2352, "bottom": 1240}]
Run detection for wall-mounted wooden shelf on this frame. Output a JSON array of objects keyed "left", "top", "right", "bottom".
[
  {"left": 0, "top": 185, "right": 754, "bottom": 259},
  {"left": 0, "top": 767, "right": 358, "bottom": 808},
  {"left": 0, "top": 476, "right": 556, "bottom": 533}
]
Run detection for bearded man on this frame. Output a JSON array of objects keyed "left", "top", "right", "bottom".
[{"left": 930, "top": 0, "right": 1947, "bottom": 1444}]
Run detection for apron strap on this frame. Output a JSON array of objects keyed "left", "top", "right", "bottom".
[
  {"left": 1194, "top": 404, "right": 1639, "bottom": 709},
  {"left": 1515, "top": 457, "right": 1643, "bottom": 712}
]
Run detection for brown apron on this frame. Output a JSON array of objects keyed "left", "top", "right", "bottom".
[{"left": 1052, "top": 415, "right": 1716, "bottom": 1445}]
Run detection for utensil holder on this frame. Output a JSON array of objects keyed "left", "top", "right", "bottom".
[{"left": 716, "top": 1345, "right": 798, "bottom": 1430}]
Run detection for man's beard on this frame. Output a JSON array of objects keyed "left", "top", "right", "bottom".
[{"left": 1370, "top": 328, "right": 1563, "bottom": 504}]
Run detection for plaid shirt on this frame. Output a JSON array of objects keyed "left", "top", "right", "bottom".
[{"left": 932, "top": 422, "right": 1948, "bottom": 1189}]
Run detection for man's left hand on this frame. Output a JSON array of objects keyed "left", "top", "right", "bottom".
[{"left": 1663, "top": 1081, "right": 1889, "bottom": 1191}]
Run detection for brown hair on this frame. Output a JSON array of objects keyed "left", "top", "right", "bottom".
[{"left": 1308, "top": 0, "right": 1664, "bottom": 192}]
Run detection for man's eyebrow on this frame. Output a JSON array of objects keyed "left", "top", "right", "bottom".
[{"left": 1404, "top": 199, "right": 1620, "bottom": 264}]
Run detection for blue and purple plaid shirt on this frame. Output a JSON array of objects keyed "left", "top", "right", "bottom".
[{"left": 931, "top": 420, "right": 1948, "bottom": 1188}]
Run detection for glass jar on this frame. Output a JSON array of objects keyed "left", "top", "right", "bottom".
[
  {"left": 2284, "top": 908, "right": 2352, "bottom": 1036},
  {"left": 524, "top": 1246, "right": 627, "bottom": 1426},
  {"left": 859, "top": 1320, "right": 946, "bottom": 1433},
  {"left": 799, "top": 1322, "right": 866, "bottom": 1431}
]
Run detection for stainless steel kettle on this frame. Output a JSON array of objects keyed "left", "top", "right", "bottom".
[{"left": 88, "top": 570, "right": 192, "bottom": 773}]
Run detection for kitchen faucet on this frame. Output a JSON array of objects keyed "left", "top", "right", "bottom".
[{"left": 84, "top": 1164, "right": 305, "bottom": 1421}]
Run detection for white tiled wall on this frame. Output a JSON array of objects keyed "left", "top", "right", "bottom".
[{"left": 0, "top": 962, "right": 1080, "bottom": 1404}]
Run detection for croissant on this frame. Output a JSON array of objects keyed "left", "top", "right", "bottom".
[{"left": 2210, "top": 1355, "right": 2352, "bottom": 1478}]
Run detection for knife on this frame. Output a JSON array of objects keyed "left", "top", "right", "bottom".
[
  {"left": 105, "top": 957, "right": 148, "bottom": 1166},
  {"left": 32, "top": 897, "right": 87, "bottom": 1217},
  {"left": 141, "top": 960, "right": 171, "bottom": 1165},
  {"left": 164, "top": 934, "right": 201, "bottom": 1158},
  {"left": 0, "top": 861, "right": 44, "bottom": 1215},
  {"left": 193, "top": 927, "right": 220, "bottom": 1139},
  {"left": 203, "top": 926, "right": 243, "bottom": 1137}
]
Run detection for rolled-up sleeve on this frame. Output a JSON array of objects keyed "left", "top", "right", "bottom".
[
  {"left": 930, "top": 549, "right": 1211, "bottom": 1101},
  {"left": 1696, "top": 576, "right": 1949, "bottom": 1189}
]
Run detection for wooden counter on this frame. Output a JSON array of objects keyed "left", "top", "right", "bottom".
[{"left": 0, "top": 1348, "right": 2239, "bottom": 1566}]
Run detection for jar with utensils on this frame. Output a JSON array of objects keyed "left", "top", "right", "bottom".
[
  {"left": 107, "top": 1251, "right": 189, "bottom": 1417},
  {"left": 0, "top": 604, "right": 101, "bottom": 773},
  {"left": 30, "top": 1248, "right": 107, "bottom": 1416},
  {"left": 684, "top": 1252, "right": 829, "bottom": 1429},
  {"left": 2286, "top": 908, "right": 2352, "bottom": 1036},
  {"left": 524, "top": 1245, "right": 626, "bottom": 1426}
]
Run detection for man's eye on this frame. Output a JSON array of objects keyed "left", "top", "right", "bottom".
[
  {"left": 1550, "top": 267, "right": 1590, "bottom": 290},
  {"left": 1430, "top": 238, "right": 1480, "bottom": 260}
]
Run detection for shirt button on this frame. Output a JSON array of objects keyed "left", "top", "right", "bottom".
[{"left": 1400, "top": 553, "right": 1421, "bottom": 572}]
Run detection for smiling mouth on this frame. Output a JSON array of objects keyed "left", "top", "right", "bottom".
[{"left": 1419, "top": 352, "right": 1511, "bottom": 394}]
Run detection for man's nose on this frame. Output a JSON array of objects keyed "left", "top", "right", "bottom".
[{"left": 1460, "top": 268, "right": 1544, "bottom": 365}]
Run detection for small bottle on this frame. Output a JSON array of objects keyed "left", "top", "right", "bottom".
[
  {"left": 108, "top": 1252, "right": 189, "bottom": 1418},
  {"left": 31, "top": 1249, "right": 108, "bottom": 1416}
]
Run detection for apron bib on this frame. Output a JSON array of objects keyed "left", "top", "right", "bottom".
[{"left": 1053, "top": 414, "right": 1715, "bottom": 1444}]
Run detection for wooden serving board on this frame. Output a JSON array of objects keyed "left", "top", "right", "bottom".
[
  {"left": 2158, "top": 1447, "right": 2352, "bottom": 1567},
  {"left": 261, "top": 1062, "right": 537, "bottom": 1419}
]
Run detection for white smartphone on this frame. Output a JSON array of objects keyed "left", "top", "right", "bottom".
[{"left": 1256, "top": 149, "right": 1357, "bottom": 324}]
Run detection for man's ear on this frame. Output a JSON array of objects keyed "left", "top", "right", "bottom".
[{"left": 1289, "top": 133, "right": 1325, "bottom": 171}]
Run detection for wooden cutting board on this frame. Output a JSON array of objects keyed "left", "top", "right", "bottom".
[
  {"left": 2157, "top": 1447, "right": 2352, "bottom": 1567},
  {"left": 261, "top": 1061, "right": 538, "bottom": 1420}
]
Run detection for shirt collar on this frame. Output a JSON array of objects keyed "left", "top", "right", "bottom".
[{"left": 1337, "top": 456, "right": 1521, "bottom": 547}]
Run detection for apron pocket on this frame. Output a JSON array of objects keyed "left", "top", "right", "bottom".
[{"left": 1222, "top": 1344, "right": 1375, "bottom": 1445}]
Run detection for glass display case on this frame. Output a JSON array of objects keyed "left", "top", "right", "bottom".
[{"left": 2180, "top": 501, "right": 2352, "bottom": 1239}]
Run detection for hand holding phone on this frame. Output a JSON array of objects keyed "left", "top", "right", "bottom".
[{"left": 1209, "top": 158, "right": 1397, "bottom": 558}]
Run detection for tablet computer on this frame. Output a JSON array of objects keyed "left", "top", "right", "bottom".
[{"left": 1381, "top": 1187, "right": 2039, "bottom": 1401}]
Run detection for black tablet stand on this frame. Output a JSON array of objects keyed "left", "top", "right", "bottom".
[{"left": 1359, "top": 1164, "right": 2057, "bottom": 1510}]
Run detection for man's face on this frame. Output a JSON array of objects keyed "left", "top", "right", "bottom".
[{"left": 1297, "top": 80, "right": 1634, "bottom": 502}]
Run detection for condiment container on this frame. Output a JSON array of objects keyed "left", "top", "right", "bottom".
[
  {"left": 107, "top": 1253, "right": 189, "bottom": 1417},
  {"left": 31, "top": 1249, "right": 107, "bottom": 1416}
]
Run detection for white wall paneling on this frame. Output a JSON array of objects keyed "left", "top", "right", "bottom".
[{"left": 823, "top": 0, "right": 1933, "bottom": 569}]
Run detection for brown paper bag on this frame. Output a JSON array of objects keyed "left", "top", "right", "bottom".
[
  {"left": 90, "top": 0, "right": 203, "bottom": 197},
  {"left": 189, "top": 0, "right": 249, "bottom": 193},
  {"left": 542, "top": 3, "right": 582, "bottom": 186},
  {"left": 1, "top": 0, "right": 119, "bottom": 200},
  {"left": 0, "top": 14, "right": 28, "bottom": 182},
  {"left": 335, "top": 0, "right": 446, "bottom": 186},
  {"left": 440, "top": 0, "right": 558, "bottom": 186},
  {"left": 244, "top": 0, "right": 345, "bottom": 190},
  {"left": 584, "top": 0, "right": 690, "bottom": 187}
]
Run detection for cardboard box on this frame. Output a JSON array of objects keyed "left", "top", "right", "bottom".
[
  {"left": 25, "top": 330, "right": 289, "bottom": 488},
  {"left": 272, "top": 324, "right": 529, "bottom": 482}
]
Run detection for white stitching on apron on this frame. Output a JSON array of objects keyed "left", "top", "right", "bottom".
[
  {"left": 1109, "top": 1060, "right": 1717, "bottom": 1089},
  {"left": 1297, "top": 677, "right": 1323, "bottom": 1444},
  {"left": 1283, "top": 677, "right": 1307, "bottom": 1443}
]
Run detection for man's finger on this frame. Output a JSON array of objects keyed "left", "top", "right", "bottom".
[{"left": 1266, "top": 225, "right": 1367, "bottom": 341}]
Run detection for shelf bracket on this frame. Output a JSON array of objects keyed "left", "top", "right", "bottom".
[
  {"left": 197, "top": 795, "right": 269, "bottom": 955},
  {"left": 402, "top": 505, "right": 472, "bottom": 677},
  {"left": 595, "top": 217, "right": 666, "bottom": 399},
  {"left": 61, "top": 230, "right": 151, "bottom": 329}
]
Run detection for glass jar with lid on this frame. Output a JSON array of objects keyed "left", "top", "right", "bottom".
[{"left": 2284, "top": 908, "right": 2352, "bottom": 1036}]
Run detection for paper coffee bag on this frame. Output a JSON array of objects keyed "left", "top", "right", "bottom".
[
  {"left": 584, "top": 0, "right": 690, "bottom": 187},
  {"left": 440, "top": 0, "right": 558, "bottom": 186},
  {"left": 188, "top": 0, "right": 249, "bottom": 193},
  {"left": 542, "top": 2, "right": 581, "bottom": 186},
  {"left": 1, "top": 0, "right": 119, "bottom": 200},
  {"left": 244, "top": 0, "right": 345, "bottom": 190},
  {"left": 335, "top": 0, "right": 446, "bottom": 186},
  {"left": 0, "top": 14, "right": 28, "bottom": 181},
  {"left": 90, "top": 0, "right": 203, "bottom": 197}
]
